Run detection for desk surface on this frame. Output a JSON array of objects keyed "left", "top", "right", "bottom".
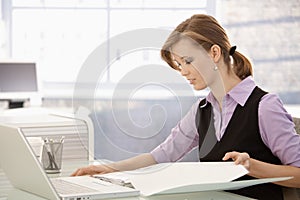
[{"left": 0, "top": 160, "right": 254, "bottom": 200}]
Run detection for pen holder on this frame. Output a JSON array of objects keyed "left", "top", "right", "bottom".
[{"left": 41, "top": 139, "right": 63, "bottom": 174}]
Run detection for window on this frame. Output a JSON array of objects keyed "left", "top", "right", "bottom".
[
  {"left": 220, "top": 1, "right": 300, "bottom": 104},
  {"left": 12, "top": 8, "right": 107, "bottom": 82},
  {"left": 1, "top": 0, "right": 212, "bottom": 98}
]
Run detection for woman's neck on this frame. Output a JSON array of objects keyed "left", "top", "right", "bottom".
[{"left": 210, "top": 70, "right": 241, "bottom": 110}]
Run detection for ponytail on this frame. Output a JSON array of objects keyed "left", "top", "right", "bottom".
[{"left": 231, "top": 51, "right": 253, "bottom": 79}]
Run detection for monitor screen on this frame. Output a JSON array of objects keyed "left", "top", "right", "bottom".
[
  {"left": 0, "top": 62, "right": 39, "bottom": 107},
  {"left": 0, "top": 62, "right": 38, "bottom": 92}
]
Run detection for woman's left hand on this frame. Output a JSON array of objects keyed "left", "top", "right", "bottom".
[
  {"left": 223, "top": 151, "right": 300, "bottom": 188},
  {"left": 223, "top": 151, "right": 250, "bottom": 170}
]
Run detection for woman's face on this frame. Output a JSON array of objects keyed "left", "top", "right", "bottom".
[{"left": 170, "top": 38, "right": 217, "bottom": 90}]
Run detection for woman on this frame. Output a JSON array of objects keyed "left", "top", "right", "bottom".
[{"left": 72, "top": 14, "right": 300, "bottom": 200}]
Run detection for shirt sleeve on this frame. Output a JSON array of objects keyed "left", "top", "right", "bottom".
[
  {"left": 259, "top": 93, "right": 300, "bottom": 167},
  {"left": 150, "top": 100, "right": 200, "bottom": 163}
]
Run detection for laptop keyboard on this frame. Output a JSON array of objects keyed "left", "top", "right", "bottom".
[{"left": 52, "top": 178, "right": 99, "bottom": 195}]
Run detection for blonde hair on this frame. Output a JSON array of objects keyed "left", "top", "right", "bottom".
[{"left": 161, "top": 14, "right": 252, "bottom": 79}]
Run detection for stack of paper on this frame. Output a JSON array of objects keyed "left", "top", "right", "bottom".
[{"left": 94, "top": 162, "right": 291, "bottom": 196}]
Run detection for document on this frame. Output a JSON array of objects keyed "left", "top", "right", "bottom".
[{"left": 94, "top": 162, "right": 291, "bottom": 196}]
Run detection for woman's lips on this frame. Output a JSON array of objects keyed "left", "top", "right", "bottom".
[{"left": 188, "top": 79, "right": 196, "bottom": 84}]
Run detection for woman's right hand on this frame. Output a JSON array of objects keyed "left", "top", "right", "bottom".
[
  {"left": 71, "top": 153, "right": 157, "bottom": 177},
  {"left": 71, "top": 164, "right": 117, "bottom": 176}
]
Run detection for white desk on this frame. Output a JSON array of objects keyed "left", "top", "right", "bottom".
[
  {"left": 0, "top": 160, "right": 255, "bottom": 200},
  {"left": 4, "top": 189, "right": 254, "bottom": 200}
]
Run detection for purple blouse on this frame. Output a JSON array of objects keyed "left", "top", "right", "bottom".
[{"left": 151, "top": 76, "right": 300, "bottom": 167}]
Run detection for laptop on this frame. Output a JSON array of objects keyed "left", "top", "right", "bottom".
[{"left": 0, "top": 124, "right": 140, "bottom": 200}]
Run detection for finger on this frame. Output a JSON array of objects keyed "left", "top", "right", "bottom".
[
  {"left": 234, "top": 153, "right": 250, "bottom": 165},
  {"left": 222, "top": 152, "right": 231, "bottom": 160},
  {"left": 71, "top": 169, "right": 80, "bottom": 176},
  {"left": 242, "top": 152, "right": 250, "bottom": 160},
  {"left": 72, "top": 168, "right": 87, "bottom": 176},
  {"left": 234, "top": 156, "right": 244, "bottom": 165},
  {"left": 222, "top": 151, "right": 238, "bottom": 161}
]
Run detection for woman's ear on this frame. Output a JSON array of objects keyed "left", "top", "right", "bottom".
[{"left": 209, "top": 44, "right": 221, "bottom": 63}]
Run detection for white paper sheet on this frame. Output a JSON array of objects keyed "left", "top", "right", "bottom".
[
  {"left": 94, "top": 162, "right": 292, "bottom": 197},
  {"left": 158, "top": 177, "right": 292, "bottom": 196},
  {"left": 129, "top": 162, "right": 248, "bottom": 196}
]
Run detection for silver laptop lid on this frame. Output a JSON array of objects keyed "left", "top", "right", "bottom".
[{"left": 0, "top": 124, "right": 59, "bottom": 200}]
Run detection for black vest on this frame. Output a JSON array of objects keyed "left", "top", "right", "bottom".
[{"left": 196, "top": 87, "right": 283, "bottom": 200}]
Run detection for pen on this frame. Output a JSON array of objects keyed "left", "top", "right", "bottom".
[
  {"left": 44, "top": 140, "right": 59, "bottom": 170},
  {"left": 60, "top": 136, "right": 65, "bottom": 143}
]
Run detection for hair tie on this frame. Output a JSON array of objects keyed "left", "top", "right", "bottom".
[{"left": 229, "top": 46, "right": 237, "bottom": 56}]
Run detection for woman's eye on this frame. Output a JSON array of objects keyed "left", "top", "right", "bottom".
[
  {"left": 174, "top": 61, "right": 182, "bottom": 69},
  {"left": 184, "top": 57, "right": 194, "bottom": 64},
  {"left": 177, "top": 63, "right": 182, "bottom": 70}
]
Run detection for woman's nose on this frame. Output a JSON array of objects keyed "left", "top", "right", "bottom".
[{"left": 180, "top": 65, "right": 189, "bottom": 76}]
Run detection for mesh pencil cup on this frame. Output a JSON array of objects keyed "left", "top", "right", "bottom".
[{"left": 41, "top": 139, "right": 63, "bottom": 174}]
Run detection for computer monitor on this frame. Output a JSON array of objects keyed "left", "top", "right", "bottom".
[{"left": 0, "top": 62, "right": 39, "bottom": 108}]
